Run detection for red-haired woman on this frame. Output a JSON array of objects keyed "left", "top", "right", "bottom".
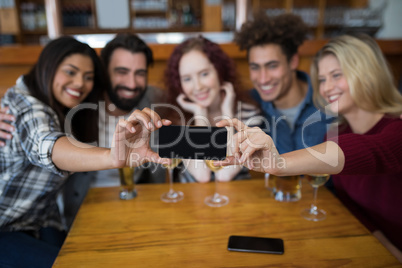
[{"left": 164, "top": 36, "right": 261, "bottom": 183}]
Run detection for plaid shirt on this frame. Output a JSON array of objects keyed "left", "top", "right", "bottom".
[{"left": 0, "top": 77, "right": 69, "bottom": 233}]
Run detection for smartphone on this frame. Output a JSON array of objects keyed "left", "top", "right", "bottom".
[
  {"left": 158, "top": 125, "right": 227, "bottom": 160},
  {"left": 227, "top": 235, "right": 284, "bottom": 254}
]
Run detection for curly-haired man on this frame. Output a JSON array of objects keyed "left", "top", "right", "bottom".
[{"left": 234, "top": 13, "right": 332, "bottom": 154}]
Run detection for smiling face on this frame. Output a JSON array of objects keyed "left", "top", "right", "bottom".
[
  {"left": 52, "top": 53, "right": 94, "bottom": 108},
  {"left": 179, "top": 49, "right": 221, "bottom": 108},
  {"left": 318, "top": 54, "right": 357, "bottom": 116},
  {"left": 107, "top": 48, "right": 148, "bottom": 112},
  {"left": 248, "top": 44, "right": 297, "bottom": 104}
]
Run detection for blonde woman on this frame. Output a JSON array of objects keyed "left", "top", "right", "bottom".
[{"left": 216, "top": 34, "right": 402, "bottom": 261}]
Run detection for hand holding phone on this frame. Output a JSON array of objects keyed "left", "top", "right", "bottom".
[{"left": 227, "top": 235, "right": 284, "bottom": 254}]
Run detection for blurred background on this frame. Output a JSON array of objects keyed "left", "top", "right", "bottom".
[{"left": 0, "top": 0, "right": 401, "bottom": 46}]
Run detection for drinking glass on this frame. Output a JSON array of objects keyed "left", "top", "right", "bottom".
[
  {"left": 265, "top": 173, "right": 275, "bottom": 197},
  {"left": 269, "top": 175, "right": 302, "bottom": 202},
  {"left": 301, "top": 174, "right": 330, "bottom": 221},
  {"left": 161, "top": 159, "right": 184, "bottom": 203},
  {"left": 204, "top": 160, "right": 229, "bottom": 207},
  {"left": 264, "top": 173, "right": 271, "bottom": 190},
  {"left": 118, "top": 167, "right": 137, "bottom": 200}
]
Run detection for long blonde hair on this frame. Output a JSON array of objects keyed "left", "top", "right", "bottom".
[{"left": 311, "top": 34, "right": 402, "bottom": 118}]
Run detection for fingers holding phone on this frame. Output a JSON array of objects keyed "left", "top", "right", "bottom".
[
  {"left": 215, "top": 118, "right": 282, "bottom": 173},
  {"left": 111, "top": 108, "right": 172, "bottom": 168}
]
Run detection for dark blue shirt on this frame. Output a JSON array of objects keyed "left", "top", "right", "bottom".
[{"left": 251, "top": 71, "right": 335, "bottom": 154}]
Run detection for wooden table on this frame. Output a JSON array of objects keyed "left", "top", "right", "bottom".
[{"left": 53, "top": 178, "right": 399, "bottom": 267}]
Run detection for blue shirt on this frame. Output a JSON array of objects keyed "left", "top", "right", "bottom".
[{"left": 251, "top": 71, "right": 334, "bottom": 154}]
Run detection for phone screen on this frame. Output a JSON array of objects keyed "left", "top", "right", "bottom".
[
  {"left": 158, "top": 125, "right": 227, "bottom": 160},
  {"left": 227, "top": 235, "right": 284, "bottom": 254}
]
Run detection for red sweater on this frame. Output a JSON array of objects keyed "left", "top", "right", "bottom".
[{"left": 329, "top": 116, "right": 402, "bottom": 250}]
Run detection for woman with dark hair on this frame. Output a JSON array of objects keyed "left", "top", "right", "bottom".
[
  {"left": 23, "top": 36, "right": 105, "bottom": 143},
  {"left": 0, "top": 36, "right": 169, "bottom": 267},
  {"left": 164, "top": 36, "right": 261, "bottom": 183}
]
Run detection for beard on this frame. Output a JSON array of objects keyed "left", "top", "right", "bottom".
[{"left": 107, "top": 85, "right": 147, "bottom": 112}]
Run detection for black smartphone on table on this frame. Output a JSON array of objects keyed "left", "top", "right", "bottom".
[
  {"left": 158, "top": 125, "right": 228, "bottom": 160},
  {"left": 227, "top": 235, "right": 284, "bottom": 254}
]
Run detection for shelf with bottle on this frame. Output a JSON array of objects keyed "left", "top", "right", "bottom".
[
  {"left": 250, "top": 0, "right": 376, "bottom": 38},
  {"left": 19, "top": 1, "right": 47, "bottom": 32},
  {"left": 0, "top": 0, "right": 19, "bottom": 40},
  {"left": 166, "top": 1, "right": 200, "bottom": 29},
  {"left": 222, "top": 0, "right": 236, "bottom": 31},
  {"left": 131, "top": 0, "right": 167, "bottom": 29},
  {"left": 60, "top": 2, "right": 94, "bottom": 28},
  {"left": 131, "top": 0, "right": 200, "bottom": 32},
  {"left": 131, "top": 0, "right": 167, "bottom": 12}
]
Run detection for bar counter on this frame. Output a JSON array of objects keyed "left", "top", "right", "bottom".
[{"left": 53, "top": 178, "right": 399, "bottom": 267}]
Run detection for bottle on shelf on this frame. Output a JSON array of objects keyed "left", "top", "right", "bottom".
[
  {"left": 35, "top": 5, "right": 47, "bottom": 30},
  {"left": 181, "top": 3, "right": 193, "bottom": 26},
  {"left": 62, "top": 3, "right": 93, "bottom": 28},
  {"left": 21, "top": 3, "right": 36, "bottom": 31}
]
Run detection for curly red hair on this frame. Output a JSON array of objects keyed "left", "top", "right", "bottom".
[{"left": 164, "top": 36, "right": 247, "bottom": 123}]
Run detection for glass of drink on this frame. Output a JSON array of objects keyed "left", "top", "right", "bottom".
[
  {"left": 270, "top": 175, "right": 302, "bottom": 202},
  {"left": 161, "top": 159, "right": 184, "bottom": 203},
  {"left": 301, "top": 174, "right": 330, "bottom": 221},
  {"left": 204, "top": 160, "right": 229, "bottom": 207},
  {"left": 118, "top": 167, "right": 137, "bottom": 200},
  {"left": 265, "top": 173, "right": 275, "bottom": 192}
]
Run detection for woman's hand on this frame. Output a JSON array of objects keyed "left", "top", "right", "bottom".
[
  {"left": 176, "top": 93, "right": 208, "bottom": 117},
  {"left": 220, "top": 82, "right": 235, "bottom": 118},
  {"left": 215, "top": 118, "right": 283, "bottom": 174},
  {"left": 111, "top": 108, "right": 171, "bottom": 168},
  {"left": 176, "top": 93, "right": 209, "bottom": 126}
]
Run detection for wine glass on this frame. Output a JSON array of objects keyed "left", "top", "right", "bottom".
[
  {"left": 301, "top": 174, "right": 330, "bottom": 221},
  {"left": 161, "top": 159, "right": 184, "bottom": 203},
  {"left": 204, "top": 160, "right": 229, "bottom": 207}
]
